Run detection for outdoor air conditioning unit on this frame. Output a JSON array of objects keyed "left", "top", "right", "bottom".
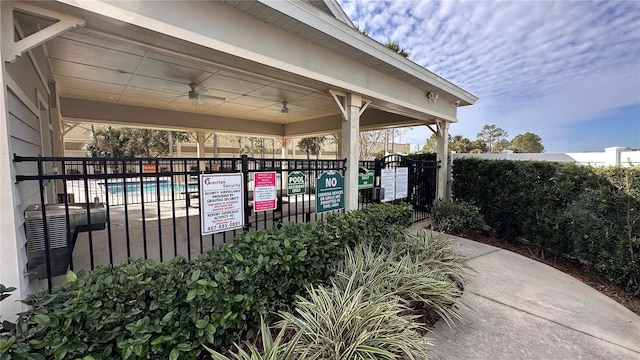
[{"left": 24, "top": 203, "right": 107, "bottom": 279}]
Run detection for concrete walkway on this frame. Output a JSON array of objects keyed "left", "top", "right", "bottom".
[{"left": 431, "top": 234, "right": 640, "bottom": 360}]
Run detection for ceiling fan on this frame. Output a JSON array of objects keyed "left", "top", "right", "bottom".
[
  {"left": 167, "top": 83, "right": 225, "bottom": 105},
  {"left": 279, "top": 100, "right": 303, "bottom": 114}
]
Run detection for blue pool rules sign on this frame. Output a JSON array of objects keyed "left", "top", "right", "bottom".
[
  {"left": 315, "top": 171, "right": 344, "bottom": 214},
  {"left": 200, "top": 173, "right": 244, "bottom": 235}
]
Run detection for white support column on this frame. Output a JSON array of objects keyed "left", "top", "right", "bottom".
[
  {"left": 280, "top": 137, "right": 289, "bottom": 159},
  {"left": 0, "top": 33, "right": 26, "bottom": 320},
  {"left": 334, "top": 133, "right": 342, "bottom": 159},
  {"left": 436, "top": 120, "right": 450, "bottom": 199},
  {"left": 342, "top": 93, "right": 362, "bottom": 211},
  {"left": 292, "top": 138, "right": 297, "bottom": 158},
  {"left": 196, "top": 131, "right": 206, "bottom": 171},
  {"left": 48, "top": 82, "right": 64, "bottom": 157},
  {"left": 212, "top": 133, "right": 218, "bottom": 157}
]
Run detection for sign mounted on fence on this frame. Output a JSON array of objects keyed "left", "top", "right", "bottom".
[
  {"left": 380, "top": 168, "right": 395, "bottom": 202},
  {"left": 287, "top": 171, "right": 306, "bottom": 196},
  {"left": 380, "top": 167, "right": 409, "bottom": 202},
  {"left": 253, "top": 172, "right": 277, "bottom": 212},
  {"left": 200, "top": 173, "right": 244, "bottom": 235},
  {"left": 316, "top": 171, "right": 344, "bottom": 214},
  {"left": 395, "top": 167, "right": 408, "bottom": 199},
  {"left": 358, "top": 169, "right": 374, "bottom": 189}
]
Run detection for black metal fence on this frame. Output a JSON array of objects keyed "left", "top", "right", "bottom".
[
  {"left": 358, "top": 155, "right": 439, "bottom": 222},
  {"left": 14, "top": 155, "right": 345, "bottom": 291},
  {"left": 14, "top": 153, "right": 437, "bottom": 291}
]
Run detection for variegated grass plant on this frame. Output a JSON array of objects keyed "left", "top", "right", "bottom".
[
  {"left": 278, "top": 277, "right": 433, "bottom": 360},
  {"left": 204, "top": 317, "right": 304, "bottom": 360},
  {"left": 333, "top": 230, "right": 469, "bottom": 328},
  {"left": 391, "top": 229, "right": 471, "bottom": 287}
]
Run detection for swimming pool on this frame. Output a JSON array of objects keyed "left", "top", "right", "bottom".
[{"left": 99, "top": 179, "right": 197, "bottom": 195}]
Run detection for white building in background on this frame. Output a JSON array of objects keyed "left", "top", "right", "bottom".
[{"left": 451, "top": 147, "right": 640, "bottom": 167}]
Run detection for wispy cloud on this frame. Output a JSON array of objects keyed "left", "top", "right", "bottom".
[{"left": 338, "top": 0, "right": 640, "bottom": 151}]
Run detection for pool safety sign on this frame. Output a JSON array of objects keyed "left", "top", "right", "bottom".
[
  {"left": 253, "top": 172, "right": 277, "bottom": 212},
  {"left": 287, "top": 171, "right": 306, "bottom": 196},
  {"left": 200, "top": 173, "right": 244, "bottom": 235},
  {"left": 358, "top": 169, "right": 374, "bottom": 189},
  {"left": 316, "top": 171, "right": 344, "bottom": 214},
  {"left": 380, "top": 167, "right": 408, "bottom": 202}
]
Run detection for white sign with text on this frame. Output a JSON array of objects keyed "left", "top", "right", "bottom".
[
  {"left": 395, "top": 167, "right": 408, "bottom": 200},
  {"left": 380, "top": 168, "right": 395, "bottom": 203},
  {"left": 200, "top": 173, "right": 244, "bottom": 235}
]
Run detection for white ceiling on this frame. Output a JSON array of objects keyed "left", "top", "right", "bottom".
[{"left": 45, "top": 29, "right": 341, "bottom": 126}]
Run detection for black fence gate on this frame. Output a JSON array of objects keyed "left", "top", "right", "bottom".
[
  {"left": 358, "top": 154, "right": 439, "bottom": 222},
  {"left": 13, "top": 154, "right": 345, "bottom": 290}
]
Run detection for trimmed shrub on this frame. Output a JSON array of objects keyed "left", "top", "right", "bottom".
[
  {"left": 568, "top": 167, "right": 640, "bottom": 292},
  {"left": 0, "top": 204, "right": 413, "bottom": 359},
  {"left": 324, "top": 202, "right": 413, "bottom": 249},
  {"left": 452, "top": 158, "right": 640, "bottom": 293},
  {"left": 0, "top": 258, "right": 232, "bottom": 360},
  {"left": 430, "top": 199, "right": 489, "bottom": 236}
]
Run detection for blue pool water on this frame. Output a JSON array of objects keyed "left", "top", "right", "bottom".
[{"left": 100, "top": 180, "right": 197, "bottom": 195}]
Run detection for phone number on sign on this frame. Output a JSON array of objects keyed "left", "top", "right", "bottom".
[{"left": 206, "top": 222, "right": 242, "bottom": 232}]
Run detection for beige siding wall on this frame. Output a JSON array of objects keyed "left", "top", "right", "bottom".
[{"left": 3, "top": 36, "right": 55, "bottom": 305}]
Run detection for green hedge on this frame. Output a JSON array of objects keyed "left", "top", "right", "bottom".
[
  {"left": 431, "top": 199, "right": 489, "bottom": 236},
  {"left": 452, "top": 158, "right": 639, "bottom": 293},
  {"left": 406, "top": 153, "right": 437, "bottom": 161},
  {"left": 0, "top": 203, "right": 412, "bottom": 360}
]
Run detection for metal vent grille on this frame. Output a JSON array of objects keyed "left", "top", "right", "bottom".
[{"left": 25, "top": 215, "right": 68, "bottom": 252}]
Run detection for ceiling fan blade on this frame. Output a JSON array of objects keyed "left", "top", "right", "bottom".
[
  {"left": 161, "top": 88, "right": 186, "bottom": 95},
  {"left": 200, "top": 94, "right": 225, "bottom": 101}
]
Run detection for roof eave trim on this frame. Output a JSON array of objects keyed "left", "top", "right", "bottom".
[
  {"left": 257, "top": 0, "right": 478, "bottom": 105},
  {"left": 322, "top": 0, "right": 355, "bottom": 28}
]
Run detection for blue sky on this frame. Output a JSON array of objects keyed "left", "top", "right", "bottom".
[{"left": 337, "top": 0, "right": 640, "bottom": 152}]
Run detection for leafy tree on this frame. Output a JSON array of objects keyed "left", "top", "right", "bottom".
[
  {"left": 84, "top": 126, "right": 129, "bottom": 157},
  {"left": 511, "top": 132, "right": 545, "bottom": 153},
  {"left": 422, "top": 133, "right": 438, "bottom": 153},
  {"left": 243, "top": 137, "right": 268, "bottom": 157},
  {"left": 494, "top": 139, "right": 511, "bottom": 153},
  {"left": 297, "top": 137, "right": 325, "bottom": 159},
  {"left": 449, "top": 135, "right": 475, "bottom": 153},
  {"left": 476, "top": 124, "right": 508, "bottom": 153},
  {"left": 424, "top": 133, "right": 494, "bottom": 154},
  {"left": 84, "top": 126, "right": 189, "bottom": 157},
  {"left": 384, "top": 41, "right": 409, "bottom": 58}
]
